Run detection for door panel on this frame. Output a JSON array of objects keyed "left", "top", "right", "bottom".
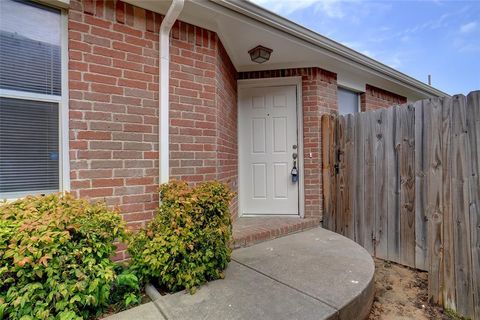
[
  {"left": 273, "top": 162, "right": 288, "bottom": 199},
  {"left": 252, "top": 118, "right": 266, "bottom": 153},
  {"left": 273, "top": 117, "right": 287, "bottom": 153},
  {"left": 239, "top": 85, "right": 299, "bottom": 215},
  {"left": 252, "top": 163, "right": 267, "bottom": 199}
]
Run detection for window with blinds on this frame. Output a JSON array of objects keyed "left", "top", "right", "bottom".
[
  {"left": 0, "top": 0, "right": 63, "bottom": 199},
  {"left": 0, "top": 98, "right": 59, "bottom": 194}
]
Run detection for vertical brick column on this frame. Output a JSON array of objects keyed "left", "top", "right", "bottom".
[
  {"left": 168, "top": 21, "right": 219, "bottom": 183},
  {"left": 301, "top": 68, "right": 337, "bottom": 220},
  {"left": 215, "top": 42, "right": 239, "bottom": 218},
  {"left": 168, "top": 20, "right": 238, "bottom": 217}
]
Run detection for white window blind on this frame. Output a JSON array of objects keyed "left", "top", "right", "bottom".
[
  {"left": 0, "top": 98, "right": 59, "bottom": 195},
  {"left": 0, "top": 0, "right": 61, "bottom": 95},
  {"left": 0, "top": 0, "right": 63, "bottom": 198}
]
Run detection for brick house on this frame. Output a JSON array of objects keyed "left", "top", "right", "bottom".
[{"left": 0, "top": 0, "right": 446, "bottom": 258}]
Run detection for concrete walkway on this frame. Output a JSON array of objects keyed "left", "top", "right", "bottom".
[{"left": 105, "top": 227, "right": 374, "bottom": 320}]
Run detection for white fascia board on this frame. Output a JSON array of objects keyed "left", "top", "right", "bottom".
[
  {"left": 35, "top": 0, "right": 70, "bottom": 9},
  {"left": 211, "top": 0, "right": 449, "bottom": 98}
]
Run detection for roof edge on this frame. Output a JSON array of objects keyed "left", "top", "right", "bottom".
[{"left": 211, "top": 0, "right": 450, "bottom": 97}]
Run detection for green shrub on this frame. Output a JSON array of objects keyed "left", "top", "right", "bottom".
[
  {"left": 128, "top": 181, "right": 234, "bottom": 293},
  {"left": 0, "top": 193, "right": 140, "bottom": 320}
]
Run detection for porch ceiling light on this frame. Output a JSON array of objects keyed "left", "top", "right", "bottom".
[{"left": 248, "top": 45, "right": 272, "bottom": 63}]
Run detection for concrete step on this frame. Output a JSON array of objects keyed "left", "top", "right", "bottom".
[{"left": 232, "top": 216, "right": 320, "bottom": 248}]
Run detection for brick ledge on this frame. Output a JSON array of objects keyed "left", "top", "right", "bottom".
[{"left": 232, "top": 217, "right": 320, "bottom": 249}]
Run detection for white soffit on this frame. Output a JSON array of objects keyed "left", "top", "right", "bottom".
[
  {"left": 38, "top": 0, "right": 70, "bottom": 9},
  {"left": 125, "top": 0, "right": 448, "bottom": 100}
]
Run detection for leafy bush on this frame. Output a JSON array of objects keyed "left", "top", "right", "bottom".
[
  {"left": 0, "top": 193, "right": 140, "bottom": 320},
  {"left": 128, "top": 181, "right": 234, "bottom": 293}
]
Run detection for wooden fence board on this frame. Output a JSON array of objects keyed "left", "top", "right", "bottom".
[
  {"left": 336, "top": 116, "right": 346, "bottom": 235},
  {"left": 332, "top": 116, "right": 339, "bottom": 232},
  {"left": 345, "top": 114, "right": 356, "bottom": 240},
  {"left": 423, "top": 98, "right": 443, "bottom": 304},
  {"left": 321, "top": 115, "right": 334, "bottom": 230},
  {"left": 364, "top": 111, "right": 376, "bottom": 254},
  {"left": 355, "top": 113, "right": 365, "bottom": 246},
  {"left": 466, "top": 91, "right": 480, "bottom": 320},
  {"left": 399, "top": 104, "right": 416, "bottom": 268},
  {"left": 386, "top": 106, "right": 400, "bottom": 263},
  {"left": 452, "top": 95, "right": 474, "bottom": 318},
  {"left": 330, "top": 116, "right": 337, "bottom": 231},
  {"left": 414, "top": 100, "right": 428, "bottom": 271},
  {"left": 374, "top": 109, "right": 388, "bottom": 259},
  {"left": 325, "top": 116, "right": 334, "bottom": 231},
  {"left": 441, "top": 97, "right": 455, "bottom": 309}
]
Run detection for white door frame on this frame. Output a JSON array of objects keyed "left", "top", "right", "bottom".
[{"left": 237, "top": 76, "right": 305, "bottom": 218}]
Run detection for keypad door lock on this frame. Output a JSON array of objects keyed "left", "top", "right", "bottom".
[
  {"left": 291, "top": 166, "right": 299, "bottom": 183},
  {"left": 291, "top": 152, "right": 299, "bottom": 183}
]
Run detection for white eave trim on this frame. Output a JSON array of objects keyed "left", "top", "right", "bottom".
[
  {"left": 211, "top": 0, "right": 449, "bottom": 98},
  {"left": 35, "top": 0, "right": 70, "bottom": 9}
]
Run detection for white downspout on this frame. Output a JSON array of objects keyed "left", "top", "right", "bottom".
[{"left": 159, "top": 0, "right": 184, "bottom": 184}]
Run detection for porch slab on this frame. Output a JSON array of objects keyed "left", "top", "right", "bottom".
[
  {"left": 232, "top": 216, "right": 320, "bottom": 248},
  {"left": 149, "top": 227, "right": 374, "bottom": 320},
  {"left": 233, "top": 227, "right": 375, "bottom": 320},
  {"left": 156, "top": 260, "right": 337, "bottom": 320}
]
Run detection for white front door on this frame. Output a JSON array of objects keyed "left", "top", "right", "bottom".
[{"left": 238, "top": 85, "right": 299, "bottom": 215}]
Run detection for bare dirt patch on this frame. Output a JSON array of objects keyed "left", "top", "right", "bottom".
[{"left": 368, "top": 258, "right": 450, "bottom": 320}]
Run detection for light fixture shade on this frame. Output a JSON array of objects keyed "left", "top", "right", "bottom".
[{"left": 248, "top": 45, "right": 272, "bottom": 64}]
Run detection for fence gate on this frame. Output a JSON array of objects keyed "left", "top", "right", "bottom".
[{"left": 321, "top": 91, "right": 479, "bottom": 320}]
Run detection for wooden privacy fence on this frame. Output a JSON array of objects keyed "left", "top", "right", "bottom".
[{"left": 321, "top": 91, "right": 479, "bottom": 319}]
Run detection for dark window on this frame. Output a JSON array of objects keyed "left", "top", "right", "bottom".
[{"left": 338, "top": 88, "right": 359, "bottom": 115}]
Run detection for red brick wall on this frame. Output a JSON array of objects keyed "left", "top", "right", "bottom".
[
  {"left": 68, "top": 0, "right": 238, "bottom": 259},
  {"left": 167, "top": 20, "right": 238, "bottom": 217},
  {"left": 238, "top": 67, "right": 337, "bottom": 220},
  {"left": 168, "top": 20, "right": 218, "bottom": 183},
  {"left": 68, "top": 0, "right": 162, "bottom": 247},
  {"left": 360, "top": 84, "right": 407, "bottom": 111}
]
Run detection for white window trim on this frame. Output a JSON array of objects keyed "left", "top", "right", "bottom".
[
  {"left": 0, "top": 7, "right": 70, "bottom": 200},
  {"left": 0, "top": 89, "right": 62, "bottom": 103},
  {"left": 60, "top": 9, "right": 70, "bottom": 195}
]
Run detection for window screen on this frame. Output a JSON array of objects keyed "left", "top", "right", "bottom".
[
  {"left": 0, "top": 98, "right": 59, "bottom": 196},
  {"left": 338, "top": 88, "right": 359, "bottom": 115},
  {"left": 0, "top": 0, "right": 61, "bottom": 95}
]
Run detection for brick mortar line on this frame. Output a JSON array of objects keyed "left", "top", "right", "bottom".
[{"left": 231, "top": 258, "right": 340, "bottom": 313}]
